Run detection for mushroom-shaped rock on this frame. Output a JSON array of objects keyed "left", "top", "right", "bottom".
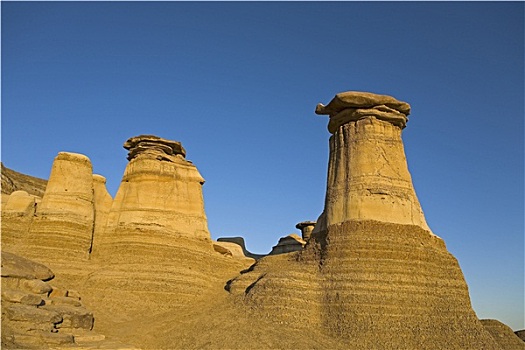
[
  {"left": 124, "top": 134, "right": 186, "bottom": 161},
  {"left": 316, "top": 91, "right": 411, "bottom": 133},
  {"left": 295, "top": 221, "right": 316, "bottom": 241}
]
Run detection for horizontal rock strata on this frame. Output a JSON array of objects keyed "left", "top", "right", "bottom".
[
  {"left": 480, "top": 319, "right": 525, "bottom": 350},
  {"left": 86, "top": 135, "right": 253, "bottom": 319},
  {"left": 226, "top": 91, "right": 504, "bottom": 348}
]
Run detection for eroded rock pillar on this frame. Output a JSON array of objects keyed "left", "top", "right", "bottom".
[
  {"left": 87, "top": 135, "right": 218, "bottom": 318},
  {"left": 314, "top": 91, "right": 430, "bottom": 232},
  {"left": 11, "top": 152, "right": 97, "bottom": 286},
  {"left": 295, "top": 221, "right": 316, "bottom": 241},
  {"left": 95, "top": 135, "right": 211, "bottom": 261}
]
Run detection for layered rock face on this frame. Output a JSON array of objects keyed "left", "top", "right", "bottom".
[
  {"left": 86, "top": 135, "right": 248, "bottom": 320},
  {"left": 314, "top": 91, "right": 429, "bottom": 232},
  {"left": 227, "top": 91, "right": 502, "bottom": 348},
  {"left": 1, "top": 153, "right": 109, "bottom": 286},
  {"left": 94, "top": 134, "right": 210, "bottom": 258},
  {"left": 1, "top": 191, "right": 40, "bottom": 248},
  {"left": 1, "top": 252, "right": 137, "bottom": 350}
]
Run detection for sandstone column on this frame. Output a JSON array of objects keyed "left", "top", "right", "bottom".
[
  {"left": 94, "top": 135, "right": 211, "bottom": 260},
  {"left": 314, "top": 91, "right": 430, "bottom": 232},
  {"left": 227, "top": 91, "right": 501, "bottom": 349},
  {"left": 19, "top": 152, "right": 96, "bottom": 285},
  {"left": 90, "top": 174, "right": 113, "bottom": 254},
  {"left": 1, "top": 191, "right": 40, "bottom": 249},
  {"left": 87, "top": 135, "right": 221, "bottom": 318}
]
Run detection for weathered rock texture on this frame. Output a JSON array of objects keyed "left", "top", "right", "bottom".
[
  {"left": 95, "top": 135, "right": 209, "bottom": 255},
  {"left": 1, "top": 191, "right": 40, "bottom": 248},
  {"left": 217, "top": 237, "right": 266, "bottom": 260},
  {"left": 90, "top": 174, "right": 113, "bottom": 255},
  {"left": 1, "top": 251, "right": 88, "bottom": 349},
  {"left": 296, "top": 220, "right": 316, "bottom": 241},
  {"left": 314, "top": 91, "right": 430, "bottom": 231},
  {"left": 481, "top": 319, "right": 525, "bottom": 349},
  {"left": 268, "top": 233, "right": 305, "bottom": 255},
  {"left": 84, "top": 135, "right": 251, "bottom": 320},
  {"left": 516, "top": 330, "right": 525, "bottom": 342},
  {"left": 2, "top": 98, "right": 520, "bottom": 349},
  {"left": 1, "top": 162, "right": 47, "bottom": 197},
  {"left": 1, "top": 251, "right": 137, "bottom": 350},
  {"left": 226, "top": 91, "right": 504, "bottom": 348},
  {"left": 3, "top": 153, "right": 98, "bottom": 287}
]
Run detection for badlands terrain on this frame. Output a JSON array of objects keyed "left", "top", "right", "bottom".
[{"left": 1, "top": 91, "right": 524, "bottom": 349}]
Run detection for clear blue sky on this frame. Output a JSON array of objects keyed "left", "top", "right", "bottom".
[{"left": 2, "top": 2, "right": 523, "bottom": 330}]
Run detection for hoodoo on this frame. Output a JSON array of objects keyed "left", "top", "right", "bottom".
[
  {"left": 3, "top": 153, "right": 98, "bottom": 286},
  {"left": 227, "top": 91, "right": 503, "bottom": 349},
  {"left": 84, "top": 135, "right": 248, "bottom": 320}
]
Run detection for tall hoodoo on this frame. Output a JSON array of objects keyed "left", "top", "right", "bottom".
[
  {"left": 86, "top": 135, "right": 230, "bottom": 318},
  {"left": 227, "top": 91, "right": 502, "bottom": 349},
  {"left": 314, "top": 91, "right": 430, "bottom": 232},
  {"left": 96, "top": 134, "right": 210, "bottom": 256},
  {"left": 30, "top": 152, "right": 95, "bottom": 261},
  {"left": 3, "top": 152, "right": 99, "bottom": 286}
]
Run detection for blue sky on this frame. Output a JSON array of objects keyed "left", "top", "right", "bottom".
[{"left": 2, "top": 2, "right": 523, "bottom": 330}]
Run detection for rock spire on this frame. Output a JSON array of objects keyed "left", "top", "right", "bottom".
[
  {"left": 314, "top": 91, "right": 430, "bottom": 232},
  {"left": 227, "top": 91, "right": 502, "bottom": 349}
]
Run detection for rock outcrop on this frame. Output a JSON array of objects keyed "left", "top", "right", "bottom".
[
  {"left": 1, "top": 162, "right": 47, "bottom": 198},
  {"left": 1, "top": 252, "right": 138, "bottom": 350},
  {"left": 226, "top": 91, "right": 503, "bottom": 348},
  {"left": 1, "top": 252, "right": 90, "bottom": 349},
  {"left": 314, "top": 91, "right": 430, "bottom": 232},
  {"left": 1, "top": 191, "right": 40, "bottom": 248},
  {"left": 268, "top": 233, "right": 306, "bottom": 255},
  {"left": 217, "top": 237, "right": 265, "bottom": 260},
  {"left": 515, "top": 330, "right": 525, "bottom": 342},
  {"left": 2, "top": 153, "right": 101, "bottom": 287},
  {"left": 481, "top": 319, "right": 525, "bottom": 349},
  {"left": 296, "top": 220, "right": 316, "bottom": 241},
  {"left": 84, "top": 135, "right": 252, "bottom": 320}
]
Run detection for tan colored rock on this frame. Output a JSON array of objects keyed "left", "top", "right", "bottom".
[
  {"left": 1, "top": 251, "right": 54, "bottom": 281},
  {"left": 481, "top": 319, "right": 525, "bottom": 349},
  {"left": 15, "top": 152, "right": 96, "bottom": 286},
  {"left": 217, "top": 237, "right": 265, "bottom": 260},
  {"left": 213, "top": 241, "right": 254, "bottom": 262},
  {"left": 91, "top": 174, "right": 113, "bottom": 254},
  {"left": 20, "top": 279, "right": 53, "bottom": 295},
  {"left": 296, "top": 221, "right": 316, "bottom": 241},
  {"left": 85, "top": 135, "right": 252, "bottom": 320},
  {"left": 2, "top": 289, "right": 43, "bottom": 306},
  {"left": 268, "top": 233, "right": 306, "bottom": 255},
  {"left": 226, "top": 91, "right": 502, "bottom": 349},
  {"left": 124, "top": 134, "right": 186, "bottom": 161},
  {"left": 0, "top": 251, "right": 117, "bottom": 349},
  {"left": 313, "top": 92, "right": 430, "bottom": 233},
  {"left": 97, "top": 135, "right": 210, "bottom": 257},
  {"left": 1, "top": 191, "right": 40, "bottom": 248},
  {"left": 515, "top": 330, "right": 525, "bottom": 342},
  {"left": 315, "top": 90, "right": 411, "bottom": 116}
]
